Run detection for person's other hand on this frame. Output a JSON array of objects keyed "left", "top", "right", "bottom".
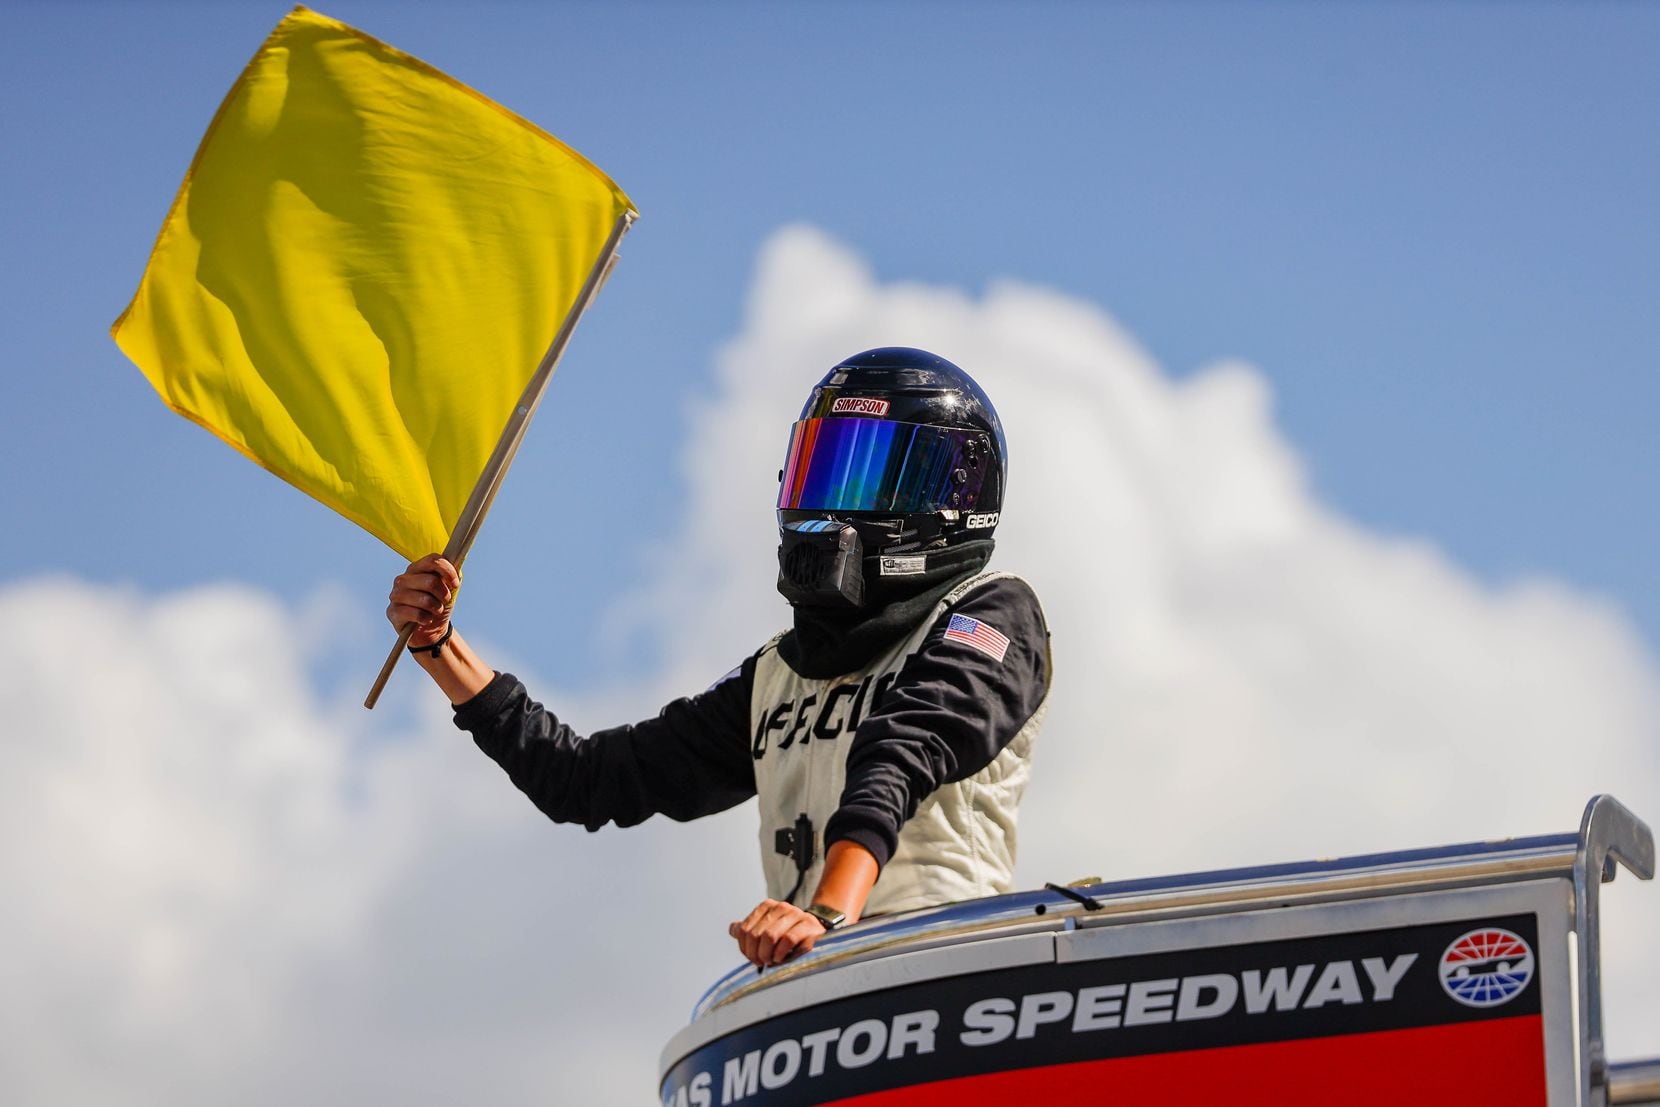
[
  {"left": 729, "top": 900, "right": 826, "bottom": 969},
  {"left": 387, "top": 554, "right": 460, "bottom": 648}
]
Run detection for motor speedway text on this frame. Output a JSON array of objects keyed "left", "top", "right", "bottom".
[{"left": 662, "top": 953, "right": 1418, "bottom": 1106}]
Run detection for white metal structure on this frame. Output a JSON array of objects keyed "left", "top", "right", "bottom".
[{"left": 662, "top": 795, "right": 1655, "bottom": 1107}]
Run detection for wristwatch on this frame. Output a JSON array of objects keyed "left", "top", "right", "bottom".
[{"left": 805, "top": 902, "right": 847, "bottom": 932}]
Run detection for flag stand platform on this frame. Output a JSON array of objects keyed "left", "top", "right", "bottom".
[{"left": 660, "top": 794, "right": 1657, "bottom": 1107}]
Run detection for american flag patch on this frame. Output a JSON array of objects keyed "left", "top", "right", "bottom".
[{"left": 944, "top": 613, "right": 1011, "bottom": 662}]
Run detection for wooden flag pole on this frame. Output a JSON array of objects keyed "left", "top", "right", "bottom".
[{"left": 364, "top": 209, "right": 638, "bottom": 709}]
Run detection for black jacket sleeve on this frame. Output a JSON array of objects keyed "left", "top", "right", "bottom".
[
  {"left": 824, "top": 576, "right": 1050, "bottom": 868},
  {"left": 453, "top": 659, "right": 758, "bottom": 831}
]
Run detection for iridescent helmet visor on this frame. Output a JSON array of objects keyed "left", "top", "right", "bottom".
[{"left": 777, "top": 417, "right": 991, "bottom": 513}]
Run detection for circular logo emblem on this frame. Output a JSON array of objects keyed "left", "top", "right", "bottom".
[{"left": 1439, "top": 928, "right": 1535, "bottom": 1007}]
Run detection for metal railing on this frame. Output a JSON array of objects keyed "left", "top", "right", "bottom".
[
  {"left": 1611, "top": 1059, "right": 1660, "bottom": 1105},
  {"left": 696, "top": 828, "right": 1593, "bottom": 1018}
]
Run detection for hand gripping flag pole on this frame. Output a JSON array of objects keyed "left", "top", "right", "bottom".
[{"left": 364, "top": 209, "right": 635, "bottom": 708}]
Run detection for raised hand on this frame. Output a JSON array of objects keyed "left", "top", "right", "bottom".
[{"left": 387, "top": 553, "right": 461, "bottom": 648}]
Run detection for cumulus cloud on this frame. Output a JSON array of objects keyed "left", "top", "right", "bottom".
[
  {"left": 3, "top": 226, "right": 1657, "bottom": 1103},
  {"left": 0, "top": 578, "right": 755, "bottom": 1105},
  {"left": 626, "top": 224, "right": 1660, "bottom": 1052}
]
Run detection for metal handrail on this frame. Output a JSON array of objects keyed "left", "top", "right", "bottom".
[
  {"left": 1611, "top": 1058, "right": 1660, "bottom": 1105},
  {"left": 694, "top": 831, "right": 1586, "bottom": 1018},
  {"left": 1578, "top": 797, "right": 1658, "bottom": 1106}
]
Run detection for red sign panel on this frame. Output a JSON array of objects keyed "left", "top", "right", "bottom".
[{"left": 826, "top": 1016, "right": 1547, "bottom": 1106}]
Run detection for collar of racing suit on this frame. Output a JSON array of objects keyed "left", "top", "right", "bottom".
[{"left": 778, "top": 539, "right": 994, "bottom": 679}]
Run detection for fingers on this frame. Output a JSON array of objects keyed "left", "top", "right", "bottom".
[
  {"left": 398, "top": 556, "right": 460, "bottom": 597},
  {"left": 420, "top": 555, "right": 461, "bottom": 593},
  {"left": 738, "top": 899, "right": 778, "bottom": 932},
  {"left": 387, "top": 554, "right": 460, "bottom": 634},
  {"left": 730, "top": 901, "right": 826, "bottom": 968},
  {"left": 768, "top": 917, "right": 823, "bottom": 965},
  {"left": 386, "top": 585, "right": 449, "bottom": 633},
  {"left": 730, "top": 899, "right": 778, "bottom": 966},
  {"left": 389, "top": 585, "right": 445, "bottom": 619}
]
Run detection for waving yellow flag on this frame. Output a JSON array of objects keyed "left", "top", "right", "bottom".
[{"left": 113, "top": 6, "right": 636, "bottom": 561}]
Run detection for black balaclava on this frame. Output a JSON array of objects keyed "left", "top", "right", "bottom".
[{"left": 778, "top": 539, "right": 994, "bottom": 678}]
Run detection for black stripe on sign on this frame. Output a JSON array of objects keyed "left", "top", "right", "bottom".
[{"left": 660, "top": 914, "right": 1543, "bottom": 1107}]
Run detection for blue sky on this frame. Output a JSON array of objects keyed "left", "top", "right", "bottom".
[
  {"left": 3, "top": 1, "right": 1656, "bottom": 683},
  {"left": 3, "top": 4, "right": 1658, "bottom": 1102}
]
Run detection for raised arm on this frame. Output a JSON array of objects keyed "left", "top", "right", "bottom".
[{"left": 387, "top": 554, "right": 757, "bottom": 829}]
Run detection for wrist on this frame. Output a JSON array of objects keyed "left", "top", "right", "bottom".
[
  {"left": 807, "top": 839, "right": 878, "bottom": 925},
  {"left": 408, "top": 622, "right": 453, "bottom": 656},
  {"left": 408, "top": 626, "right": 494, "bottom": 704}
]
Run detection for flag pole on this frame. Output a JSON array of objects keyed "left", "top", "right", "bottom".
[{"left": 364, "top": 208, "right": 638, "bottom": 709}]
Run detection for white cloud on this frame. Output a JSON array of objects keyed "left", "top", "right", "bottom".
[
  {"left": 0, "top": 577, "right": 756, "bottom": 1105},
  {"left": 625, "top": 224, "right": 1660, "bottom": 1053},
  {"left": 3, "top": 226, "right": 1657, "bottom": 1103}
]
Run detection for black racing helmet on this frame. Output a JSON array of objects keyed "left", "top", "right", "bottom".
[{"left": 776, "top": 347, "right": 1006, "bottom": 553}]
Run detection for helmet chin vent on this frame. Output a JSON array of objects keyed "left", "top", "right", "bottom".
[
  {"left": 781, "top": 541, "right": 827, "bottom": 590},
  {"left": 777, "top": 520, "right": 866, "bottom": 608}
]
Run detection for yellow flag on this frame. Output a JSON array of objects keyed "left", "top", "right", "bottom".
[{"left": 113, "top": 6, "right": 635, "bottom": 561}]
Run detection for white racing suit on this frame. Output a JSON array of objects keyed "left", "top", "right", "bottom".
[{"left": 454, "top": 572, "right": 1050, "bottom": 915}]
